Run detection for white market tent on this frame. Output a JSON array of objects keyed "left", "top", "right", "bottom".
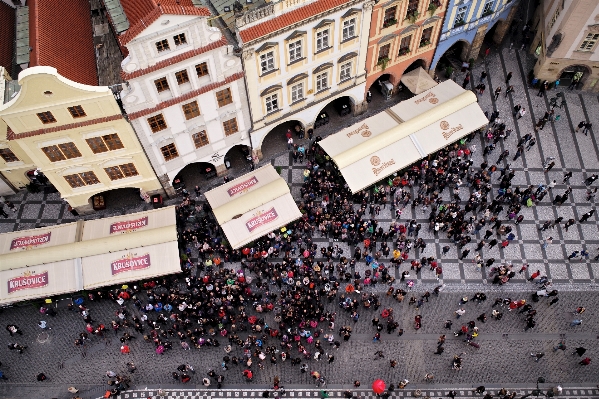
[
  {"left": 205, "top": 164, "right": 302, "bottom": 249},
  {"left": 400, "top": 67, "right": 438, "bottom": 95},
  {"left": 319, "top": 80, "right": 488, "bottom": 193},
  {"left": 0, "top": 206, "right": 180, "bottom": 305}
]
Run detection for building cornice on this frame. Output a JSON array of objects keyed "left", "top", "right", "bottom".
[{"left": 6, "top": 115, "right": 124, "bottom": 141}]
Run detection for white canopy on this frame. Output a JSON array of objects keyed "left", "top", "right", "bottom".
[
  {"left": 400, "top": 67, "right": 438, "bottom": 95},
  {"left": 0, "top": 207, "right": 180, "bottom": 305},
  {"left": 319, "top": 80, "right": 488, "bottom": 193},
  {"left": 205, "top": 165, "right": 302, "bottom": 249}
]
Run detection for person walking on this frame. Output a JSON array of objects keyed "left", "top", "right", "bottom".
[
  {"left": 505, "top": 71, "right": 513, "bottom": 84},
  {"left": 564, "top": 218, "right": 575, "bottom": 231},
  {"left": 494, "top": 86, "right": 502, "bottom": 100},
  {"left": 573, "top": 347, "right": 587, "bottom": 356},
  {"left": 542, "top": 237, "right": 553, "bottom": 249},
  {"left": 528, "top": 270, "right": 541, "bottom": 281},
  {"left": 480, "top": 71, "right": 487, "bottom": 84},
  {"left": 579, "top": 357, "right": 591, "bottom": 366},
  {"left": 530, "top": 352, "right": 544, "bottom": 362},
  {"left": 570, "top": 319, "right": 583, "bottom": 327},
  {"left": 505, "top": 85, "right": 514, "bottom": 98},
  {"left": 582, "top": 122, "right": 592, "bottom": 136},
  {"left": 576, "top": 121, "right": 586, "bottom": 132},
  {"left": 580, "top": 210, "right": 595, "bottom": 223},
  {"left": 5, "top": 325, "right": 23, "bottom": 336},
  {"left": 584, "top": 174, "right": 598, "bottom": 186},
  {"left": 518, "top": 107, "right": 526, "bottom": 119}
]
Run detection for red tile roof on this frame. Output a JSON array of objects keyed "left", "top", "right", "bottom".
[
  {"left": 29, "top": 0, "right": 98, "bottom": 86},
  {"left": 121, "top": 37, "right": 227, "bottom": 79},
  {"left": 118, "top": 0, "right": 211, "bottom": 45},
  {"left": 128, "top": 71, "right": 244, "bottom": 119},
  {"left": 7, "top": 115, "right": 124, "bottom": 140},
  {"left": 0, "top": 2, "right": 15, "bottom": 74},
  {"left": 239, "top": 0, "right": 350, "bottom": 43}
]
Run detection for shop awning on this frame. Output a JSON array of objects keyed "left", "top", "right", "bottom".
[
  {"left": 319, "top": 80, "right": 488, "bottom": 193},
  {"left": 0, "top": 259, "right": 83, "bottom": 305},
  {"left": 390, "top": 79, "right": 464, "bottom": 121},
  {"left": 81, "top": 241, "right": 180, "bottom": 290},
  {"left": 0, "top": 207, "right": 180, "bottom": 305},
  {"left": 400, "top": 67, "right": 438, "bottom": 95},
  {"left": 205, "top": 165, "right": 302, "bottom": 249}
]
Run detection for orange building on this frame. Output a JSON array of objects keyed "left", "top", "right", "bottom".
[{"left": 365, "top": 0, "right": 446, "bottom": 97}]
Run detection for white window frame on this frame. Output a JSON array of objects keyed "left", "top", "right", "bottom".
[
  {"left": 316, "top": 29, "right": 329, "bottom": 52},
  {"left": 340, "top": 62, "right": 352, "bottom": 81},
  {"left": 289, "top": 40, "right": 302, "bottom": 62},
  {"left": 291, "top": 82, "right": 304, "bottom": 103},
  {"left": 260, "top": 51, "right": 275, "bottom": 74},
  {"left": 265, "top": 94, "right": 279, "bottom": 113},
  {"left": 579, "top": 33, "right": 599, "bottom": 51},
  {"left": 342, "top": 18, "right": 356, "bottom": 41},
  {"left": 455, "top": 6, "right": 467, "bottom": 25},
  {"left": 316, "top": 72, "right": 329, "bottom": 92}
]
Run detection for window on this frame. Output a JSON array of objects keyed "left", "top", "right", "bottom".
[
  {"left": 289, "top": 41, "right": 302, "bottom": 62},
  {"left": 0, "top": 148, "right": 18, "bottom": 163},
  {"left": 160, "top": 143, "right": 179, "bottom": 161},
  {"left": 378, "top": 43, "right": 391, "bottom": 61},
  {"left": 454, "top": 6, "right": 467, "bottom": 26},
  {"left": 482, "top": 0, "right": 494, "bottom": 14},
  {"left": 260, "top": 51, "right": 275, "bottom": 74},
  {"left": 173, "top": 33, "right": 187, "bottom": 46},
  {"left": 316, "top": 30, "right": 329, "bottom": 52},
  {"left": 154, "top": 77, "right": 170, "bottom": 92},
  {"left": 64, "top": 171, "right": 100, "bottom": 188},
  {"left": 342, "top": 19, "right": 356, "bottom": 41},
  {"left": 340, "top": 62, "right": 352, "bottom": 81},
  {"left": 68, "top": 105, "right": 86, "bottom": 118},
  {"left": 420, "top": 26, "right": 433, "bottom": 46},
  {"left": 192, "top": 131, "right": 209, "bottom": 148},
  {"left": 155, "top": 39, "right": 170, "bottom": 52},
  {"left": 182, "top": 101, "right": 201, "bottom": 120},
  {"left": 316, "top": 72, "right": 328, "bottom": 92},
  {"left": 579, "top": 33, "right": 599, "bottom": 51},
  {"left": 383, "top": 6, "right": 397, "bottom": 27},
  {"left": 86, "top": 133, "right": 124, "bottom": 154},
  {"left": 223, "top": 118, "right": 238, "bottom": 136},
  {"left": 37, "top": 111, "right": 56, "bottom": 124},
  {"left": 216, "top": 88, "right": 233, "bottom": 107},
  {"left": 265, "top": 94, "right": 279, "bottom": 113},
  {"left": 104, "top": 163, "right": 139, "bottom": 180},
  {"left": 291, "top": 82, "right": 304, "bottom": 103},
  {"left": 148, "top": 114, "right": 167, "bottom": 133},
  {"left": 41, "top": 143, "right": 82, "bottom": 162},
  {"left": 196, "top": 62, "right": 209, "bottom": 77},
  {"left": 175, "top": 70, "right": 190, "bottom": 85},
  {"left": 399, "top": 35, "right": 412, "bottom": 55}
]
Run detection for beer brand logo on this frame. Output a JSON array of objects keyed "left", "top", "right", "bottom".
[
  {"left": 111, "top": 253, "right": 151, "bottom": 275},
  {"left": 227, "top": 176, "right": 259, "bottom": 197},
  {"left": 346, "top": 123, "right": 370, "bottom": 138},
  {"left": 370, "top": 156, "right": 381, "bottom": 166},
  {"left": 414, "top": 92, "right": 436, "bottom": 105},
  {"left": 7, "top": 270, "right": 49, "bottom": 293},
  {"left": 245, "top": 207, "right": 278, "bottom": 232},
  {"left": 440, "top": 121, "right": 450, "bottom": 130},
  {"left": 110, "top": 217, "right": 148, "bottom": 234},
  {"left": 441, "top": 122, "right": 464, "bottom": 140},
  {"left": 371, "top": 158, "right": 397, "bottom": 176},
  {"left": 10, "top": 232, "right": 51, "bottom": 250}
]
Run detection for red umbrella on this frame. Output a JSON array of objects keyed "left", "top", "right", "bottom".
[
  {"left": 372, "top": 379, "right": 386, "bottom": 394},
  {"left": 303, "top": 250, "right": 310, "bottom": 258},
  {"left": 242, "top": 248, "right": 250, "bottom": 255}
]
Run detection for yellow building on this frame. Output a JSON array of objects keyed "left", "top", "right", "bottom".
[{"left": 0, "top": 66, "right": 163, "bottom": 214}]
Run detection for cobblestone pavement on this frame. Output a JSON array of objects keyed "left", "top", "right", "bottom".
[{"left": 2, "top": 8, "right": 599, "bottom": 399}]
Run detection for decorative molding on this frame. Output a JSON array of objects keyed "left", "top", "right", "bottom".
[
  {"left": 285, "top": 30, "right": 307, "bottom": 41},
  {"left": 260, "top": 84, "right": 283, "bottom": 97},
  {"left": 235, "top": 3, "right": 275, "bottom": 28},
  {"left": 255, "top": 42, "right": 278, "bottom": 53},
  {"left": 242, "top": 48, "right": 255, "bottom": 60},
  {"left": 287, "top": 73, "right": 309, "bottom": 85},
  {"left": 378, "top": 33, "right": 397, "bottom": 44},
  {"left": 314, "top": 19, "right": 334, "bottom": 29},
  {"left": 363, "top": 0, "right": 375, "bottom": 11},
  {"left": 338, "top": 52, "right": 358, "bottom": 63},
  {"left": 313, "top": 62, "right": 333, "bottom": 74},
  {"left": 588, "top": 24, "right": 599, "bottom": 33},
  {"left": 6, "top": 115, "right": 124, "bottom": 141},
  {"left": 341, "top": 8, "right": 360, "bottom": 18}
]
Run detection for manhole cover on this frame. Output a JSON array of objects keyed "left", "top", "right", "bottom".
[{"left": 37, "top": 332, "right": 49, "bottom": 343}]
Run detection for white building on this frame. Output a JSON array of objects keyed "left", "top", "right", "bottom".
[
  {"left": 110, "top": 0, "right": 252, "bottom": 194},
  {"left": 227, "top": 0, "right": 374, "bottom": 158}
]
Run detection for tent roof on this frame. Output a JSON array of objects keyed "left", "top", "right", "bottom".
[
  {"left": 319, "top": 81, "right": 488, "bottom": 193},
  {"left": 205, "top": 165, "right": 302, "bottom": 248},
  {"left": 400, "top": 66, "right": 438, "bottom": 95}
]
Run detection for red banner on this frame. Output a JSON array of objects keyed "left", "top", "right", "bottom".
[
  {"left": 109, "top": 216, "right": 148, "bottom": 234},
  {"left": 10, "top": 232, "right": 51, "bottom": 250},
  {"left": 7, "top": 271, "right": 49, "bottom": 293},
  {"left": 227, "top": 176, "right": 259, "bottom": 197},
  {"left": 245, "top": 208, "right": 278, "bottom": 232},
  {"left": 111, "top": 253, "right": 151, "bottom": 275}
]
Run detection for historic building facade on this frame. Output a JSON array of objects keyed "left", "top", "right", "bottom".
[
  {"left": 530, "top": 0, "right": 599, "bottom": 91},
  {"left": 110, "top": 1, "right": 252, "bottom": 194},
  {"left": 0, "top": 67, "right": 163, "bottom": 214},
  {"left": 430, "top": 0, "right": 519, "bottom": 73},
  {"left": 365, "top": 0, "right": 446, "bottom": 94},
  {"left": 231, "top": 0, "right": 374, "bottom": 159}
]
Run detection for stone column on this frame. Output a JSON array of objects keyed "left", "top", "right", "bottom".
[
  {"left": 493, "top": 5, "right": 518, "bottom": 45},
  {"left": 459, "top": 42, "right": 471, "bottom": 62},
  {"left": 252, "top": 148, "right": 263, "bottom": 161},
  {"left": 467, "top": 24, "right": 488, "bottom": 61},
  {"left": 353, "top": 100, "right": 369, "bottom": 116},
  {"left": 74, "top": 202, "right": 95, "bottom": 216},
  {"left": 215, "top": 163, "right": 228, "bottom": 177},
  {"left": 158, "top": 174, "right": 176, "bottom": 198}
]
